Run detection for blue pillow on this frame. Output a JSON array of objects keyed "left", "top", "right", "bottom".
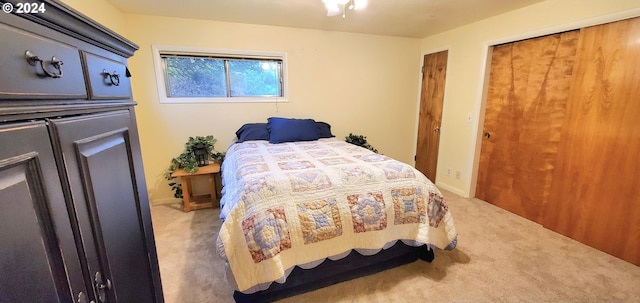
[
  {"left": 267, "top": 117, "right": 320, "bottom": 144},
  {"left": 235, "top": 123, "right": 270, "bottom": 142},
  {"left": 316, "top": 121, "right": 335, "bottom": 138}
]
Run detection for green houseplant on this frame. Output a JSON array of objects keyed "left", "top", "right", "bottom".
[
  {"left": 345, "top": 133, "right": 378, "bottom": 153},
  {"left": 164, "top": 136, "right": 225, "bottom": 198}
]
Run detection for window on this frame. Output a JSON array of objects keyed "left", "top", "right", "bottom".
[{"left": 153, "top": 46, "right": 287, "bottom": 103}]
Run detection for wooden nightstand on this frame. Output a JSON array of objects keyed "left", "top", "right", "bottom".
[{"left": 171, "top": 163, "right": 220, "bottom": 212}]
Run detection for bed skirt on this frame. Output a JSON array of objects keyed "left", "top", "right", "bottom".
[{"left": 233, "top": 241, "right": 435, "bottom": 303}]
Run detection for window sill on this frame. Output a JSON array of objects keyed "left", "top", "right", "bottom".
[{"left": 158, "top": 96, "right": 289, "bottom": 104}]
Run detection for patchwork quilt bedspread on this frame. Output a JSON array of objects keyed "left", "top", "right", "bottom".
[{"left": 216, "top": 138, "right": 457, "bottom": 292}]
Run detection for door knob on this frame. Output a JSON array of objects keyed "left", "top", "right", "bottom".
[
  {"left": 484, "top": 132, "right": 491, "bottom": 139},
  {"left": 433, "top": 127, "right": 440, "bottom": 132}
]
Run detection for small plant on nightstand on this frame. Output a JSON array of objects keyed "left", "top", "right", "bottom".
[
  {"left": 345, "top": 133, "right": 378, "bottom": 153},
  {"left": 164, "top": 135, "right": 226, "bottom": 198}
]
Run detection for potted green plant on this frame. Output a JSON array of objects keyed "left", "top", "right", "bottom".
[
  {"left": 345, "top": 133, "right": 378, "bottom": 153},
  {"left": 164, "top": 135, "right": 225, "bottom": 198}
]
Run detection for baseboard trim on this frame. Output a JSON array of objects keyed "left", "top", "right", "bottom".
[
  {"left": 435, "top": 182, "right": 468, "bottom": 198},
  {"left": 151, "top": 197, "right": 181, "bottom": 206}
]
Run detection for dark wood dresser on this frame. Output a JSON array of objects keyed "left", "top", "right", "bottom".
[{"left": 0, "top": 1, "right": 164, "bottom": 302}]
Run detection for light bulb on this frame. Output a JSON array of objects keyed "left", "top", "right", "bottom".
[
  {"left": 323, "top": 0, "right": 350, "bottom": 5},
  {"left": 353, "top": 0, "right": 367, "bottom": 10}
]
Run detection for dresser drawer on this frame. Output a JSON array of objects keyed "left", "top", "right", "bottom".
[
  {"left": 0, "top": 23, "right": 87, "bottom": 100},
  {"left": 82, "top": 51, "right": 131, "bottom": 100}
]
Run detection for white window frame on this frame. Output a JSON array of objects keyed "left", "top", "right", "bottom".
[{"left": 152, "top": 45, "right": 288, "bottom": 103}]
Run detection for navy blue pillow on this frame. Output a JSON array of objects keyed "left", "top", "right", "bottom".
[
  {"left": 267, "top": 117, "right": 320, "bottom": 144},
  {"left": 316, "top": 121, "right": 335, "bottom": 138},
  {"left": 235, "top": 123, "right": 270, "bottom": 142}
]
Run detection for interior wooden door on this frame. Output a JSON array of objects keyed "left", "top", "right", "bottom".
[
  {"left": 415, "top": 50, "right": 448, "bottom": 182},
  {"left": 476, "top": 31, "right": 579, "bottom": 223},
  {"left": 543, "top": 17, "right": 640, "bottom": 266}
]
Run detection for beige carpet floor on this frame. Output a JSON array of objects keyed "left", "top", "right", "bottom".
[{"left": 151, "top": 189, "right": 640, "bottom": 303}]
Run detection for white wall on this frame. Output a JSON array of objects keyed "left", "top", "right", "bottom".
[
  {"left": 420, "top": 0, "right": 640, "bottom": 197},
  {"left": 124, "top": 15, "right": 421, "bottom": 204},
  {"left": 59, "top": 0, "right": 640, "bottom": 201},
  {"left": 59, "top": 0, "right": 127, "bottom": 36},
  {"left": 57, "top": 1, "right": 421, "bottom": 205}
]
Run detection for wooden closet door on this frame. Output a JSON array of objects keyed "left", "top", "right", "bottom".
[
  {"left": 415, "top": 50, "right": 448, "bottom": 182},
  {"left": 543, "top": 17, "right": 640, "bottom": 266},
  {"left": 476, "top": 31, "right": 579, "bottom": 223}
]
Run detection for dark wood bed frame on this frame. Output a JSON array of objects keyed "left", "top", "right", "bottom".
[{"left": 233, "top": 242, "right": 435, "bottom": 303}]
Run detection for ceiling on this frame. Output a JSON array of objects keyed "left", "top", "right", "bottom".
[{"left": 104, "top": 0, "right": 544, "bottom": 38}]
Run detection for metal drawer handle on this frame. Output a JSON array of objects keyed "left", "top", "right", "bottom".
[
  {"left": 95, "top": 272, "right": 112, "bottom": 303},
  {"left": 102, "top": 69, "right": 120, "bottom": 86},
  {"left": 77, "top": 292, "right": 95, "bottom": 303},
  {"left": 25, "top": 50, "right": 64, "bottom": 78}
]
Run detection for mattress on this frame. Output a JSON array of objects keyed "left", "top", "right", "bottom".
[{"left": 216, "top": 138, "right": 457, "bottom": 292}]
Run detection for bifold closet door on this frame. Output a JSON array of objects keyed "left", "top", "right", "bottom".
[
  {"left": 476, "top": 31, "right": 579, "bottom": 223},
  {"left": 543, "top": 17, "right": 640, "bottom": 266}
]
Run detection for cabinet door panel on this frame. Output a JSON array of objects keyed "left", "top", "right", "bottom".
[
  {"left": 50, "top": 111, "right": 158, "bottom": 303},
  {"left": 0, "top": 166, "right": 63, "bottom": 303},
  {"left": 0, "top": 122, "right": 85, "bottom": 303}
]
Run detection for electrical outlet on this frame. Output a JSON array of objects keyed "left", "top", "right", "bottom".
[
  {"left": 447, "top": 168, "right": 452, "bottom": 176},
  {"left": 456, "top": 171, "right": 461, "bottom": 179}
]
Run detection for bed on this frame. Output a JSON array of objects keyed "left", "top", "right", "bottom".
[{"left": 216, "top": 118, "right": 457, "bottom": 302}]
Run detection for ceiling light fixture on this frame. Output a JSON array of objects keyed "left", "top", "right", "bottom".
[{"left": 322, "top": 0, "right": 367, "bottom": 19}]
